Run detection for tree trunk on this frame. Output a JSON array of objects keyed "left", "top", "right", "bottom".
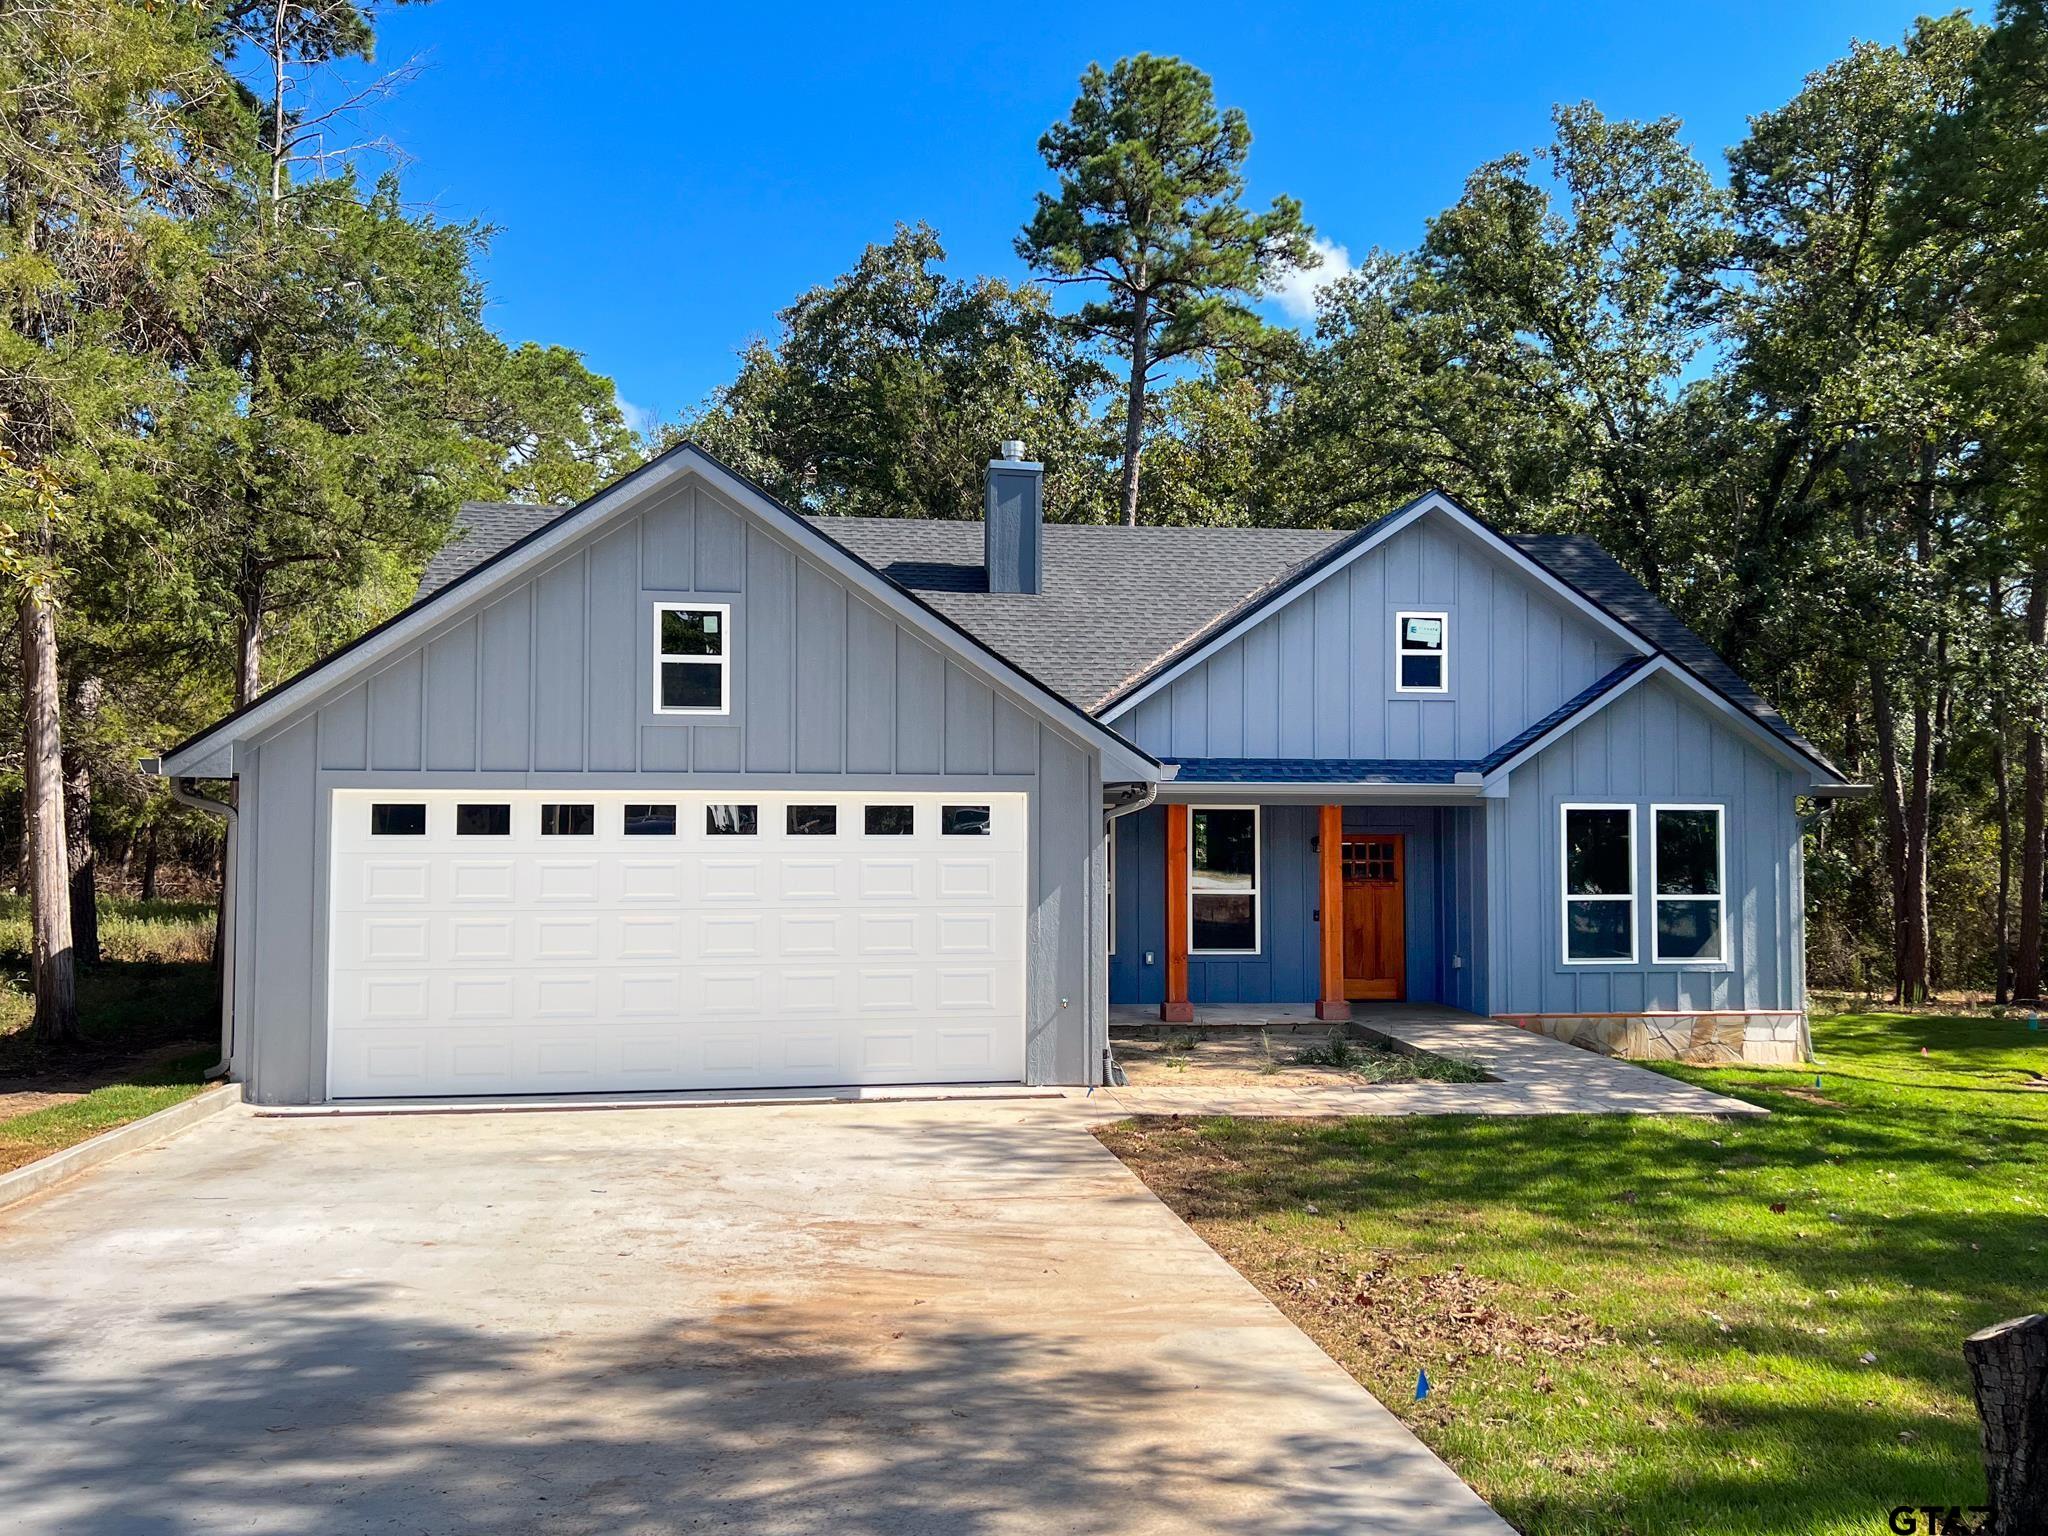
[
  {"left": 2016, "top": 557, "right": 2048, "bottom": 1001},
  {"left": 20, "top": 590, "right": 76, "bottom": 1045},
  {"left": 1965, "top": 1313, "right": 2048, "bottom": 1536},
  {"left": 1900, "top": 691, "right": 1934, "bottom": 1004},
  {"left": 140, "top": 822, "right": 159, "bottom": 903},
  {"left": 235, "top": 568, "right": 264, "bottom": 708},
  {"left": 1867, "top": 658, "right": 1911, "bottom": 1001},
  {"left": 1997, "top": 702, "right": 2015, "bottom": 1004},
  {"left": 62, "top": 740, "right": 98, "bottom": 968},
  {"left": 1119, "top": 293, "right": 1151, "bottom": 528}
]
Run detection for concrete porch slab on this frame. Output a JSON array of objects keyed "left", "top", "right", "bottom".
[{"left": 1102, "top": 1004, "right": 1764, "bottom": 1118}]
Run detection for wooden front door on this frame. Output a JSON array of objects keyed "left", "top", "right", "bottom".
[{"left": 1341, "top": 833, "right": 1405, "bottom": 1001}]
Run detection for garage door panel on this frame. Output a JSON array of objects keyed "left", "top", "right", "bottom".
[{"left": 327, "top": 790, "right": 1027, "bottom": 1098}]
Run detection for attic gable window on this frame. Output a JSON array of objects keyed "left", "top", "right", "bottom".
[
  {"left": 653, "top": 603, "right": 729, "bottom": 715},
  {"left": 1395, "top": 611, "right": 1448, "bottom": 693}
]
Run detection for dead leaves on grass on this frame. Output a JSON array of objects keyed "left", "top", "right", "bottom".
[{"left": 1268, "top": 1249, "right": 1611, "bottom": 1380}]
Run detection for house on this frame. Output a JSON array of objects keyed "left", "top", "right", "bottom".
[{"left": 152, "top": 441, "right": 1859, "bottom": 1105}]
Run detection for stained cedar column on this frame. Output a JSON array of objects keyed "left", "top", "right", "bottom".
[
  {"left": 1161, "top": 803, "right": 1195, "bottom": 1023},
  {"left": 1316, "top": 803, "right": 1350, "bottom": 1021}
]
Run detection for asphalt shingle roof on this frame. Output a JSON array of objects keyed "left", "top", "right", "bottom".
[
  {"left": 419, "top": 505, "right": 1345, "bottom": 713},
  {"left": 1503, "top": 535, "right": 1839, "bottom": 778},
  {"left": 416, "top": 500, "right": 1839, "bottom": 781}
]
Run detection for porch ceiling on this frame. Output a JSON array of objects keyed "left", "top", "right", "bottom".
[{"left": 1154, "top": 757, "right": 1484, "bottom": 802}]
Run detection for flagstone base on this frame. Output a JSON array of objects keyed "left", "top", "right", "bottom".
[{"left": 1495, "top": 1010, "right": 1810, "bottom": 1065}]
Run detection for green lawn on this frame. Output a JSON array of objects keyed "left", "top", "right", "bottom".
[
  {"left": 1100, "top": 1012, "right": 2047, "bottom": 1536},
  {"left": 0, "top": 895, "right": 220, "bottom": 1171},
  {"left": 0, "top": 1047, "right": 216, "bottom": 1174}
]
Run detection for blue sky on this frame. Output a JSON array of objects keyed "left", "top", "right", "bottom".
[{"left": 357, "top": 0, "right": 1945, "bottom": 429}]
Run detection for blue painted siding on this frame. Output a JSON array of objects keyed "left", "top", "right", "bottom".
[
  {"left": 1111, "top": 803, "right": 1319, "bottom": 1006},
  {"left": 1111, "top": 802, "right": 1484, "bottom": 1008},
  {"left": 1108, "top": 513, "right": 1634, "bottom": 762},
  {"left": 1488, "top": 673, "right": 1805, "bottom": 1015}
]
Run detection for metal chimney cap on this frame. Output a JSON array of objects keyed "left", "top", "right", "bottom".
[{"left": 999, "top": 439, "right": 1026, "bottom": 462}]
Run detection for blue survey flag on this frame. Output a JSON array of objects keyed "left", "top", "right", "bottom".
[{"left": 1416, "top": 1368, "right": 1430, "bottom": 1400}]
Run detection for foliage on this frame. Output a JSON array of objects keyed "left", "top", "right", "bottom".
[
  {"left": 1103, "top": 1010, "right": 2048, "bottom": 1535},
  {"left": 680, "top": 223, "right": 1112, "bottom": 522},
  {"left": 1018, "top": 54, "right": 1313, "bottom": 522}
]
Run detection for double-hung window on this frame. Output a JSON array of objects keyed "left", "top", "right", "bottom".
[
  {"left": 1652, "top": 805, "right": 1726, "bottom": 962},
  {"left": 1395, "top": 611, "right": 1448, "bottom": 693},
  {"left": 653, "top": 603, "right": 729, "bottom": 714},
  {"left": 1189, "top": 806, "right": 1259, "bottom": 953},
  {"left": 1561, "top": 804, "right": 1634, "bottom": 963}
]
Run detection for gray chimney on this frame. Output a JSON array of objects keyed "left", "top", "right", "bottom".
[{"left": 984, "top": 440, "right": 1043, "bottom": 595}]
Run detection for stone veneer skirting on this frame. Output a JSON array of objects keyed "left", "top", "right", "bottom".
[{"left": 1496, "top": 1010, "right": 1811, "bottom": 1065}]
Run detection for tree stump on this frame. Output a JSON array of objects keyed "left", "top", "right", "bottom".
[{"left": 1966, "top": 1313, "right": 2048, "bottom": 1536}]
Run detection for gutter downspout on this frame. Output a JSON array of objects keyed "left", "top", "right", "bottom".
[
  {"left": 1098, "top": 781, "right": 1160, "bottom": 1087},
  {"left": 167, "top": 773, "right": 236, "bottom": 1083}
]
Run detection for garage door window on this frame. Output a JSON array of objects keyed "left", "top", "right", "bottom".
[
  {"left": 456, "top": 804, "right": 511, "bottom": 836},
  {"left": 371, "top": 803, "right": 426, "bottom": 836},
  {"left": 541, "top": 804, "right": 594, "bottom": 837},
  {"left": 706, "top": 804, "right": 758, "bottom": 836},
  {"left": 865, "top": 804, "right": 914, "bottom": 836},
  {"left": 624, "top": 804, "right": 676, "bottom": 836},
  {"left": 788, "top": 804, "right": 837, "bottom": 836},
  {"left": 942, "top": 805, "right": 991, "bottom": 836},
  {"left": 654, "top": 603, "right": 729, "bottom": 715}
]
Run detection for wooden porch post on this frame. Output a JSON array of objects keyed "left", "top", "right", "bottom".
[
  {"left": 1316, "top": 803, "right": 1350, "bottom": 1021},
  {"left": 1162, "top": 803, "right": 1194, "bottom": 1023}
]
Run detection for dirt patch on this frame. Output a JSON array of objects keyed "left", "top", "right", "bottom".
[
  {"left": 1111, "top": 1026, "right": 1484, "bottom": 1087},
  {"left": 1100, "top": 1120, "right": 1612, "bottom": 1403},
  {"left": 1265, "top": 1250, "right": 1610, "bottom": 1374}
]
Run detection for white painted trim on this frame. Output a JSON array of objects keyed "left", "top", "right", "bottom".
[
  {"left": 1650, "top": 803, "right": 1728, "bottom": 964},
  {"left": 1560, "top": 802, "right": 1637, "bottom": 965},
  {"left": 1100, "top": 492, "right": 1650, "bottom": 723},
  {"left": 1393, "top": 609, "right": 1450, "bottom": 695},
  {"left": 1188, "top": 803, "right": 1262, "bottom": 956},
  {"left": 650, "top": 601, "right": 732, "bottom": 717},
  {"left": 1106, "top": 829, "right": 1116, "bottom": 958}
]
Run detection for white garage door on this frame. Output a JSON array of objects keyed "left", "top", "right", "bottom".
[{"left": 326, "top": 789, "right": 1028, "bottom": 1098}]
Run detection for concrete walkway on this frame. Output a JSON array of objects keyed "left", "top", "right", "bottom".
[
  {"left": 1099, "top": 1005, "right": 1765, "bottom": 1118},
  {"left": 0, "top": 1096, "right": 1512, "bottom": 1535}
]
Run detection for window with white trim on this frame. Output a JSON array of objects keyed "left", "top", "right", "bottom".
[
  {"left": 1395, "top": 610, "right": 1448, "bottom": 693},
  {"left": 1652, "top": 805, "right": 1726, "bottom": 962},
  {"left": 1561, "top": 803, "right": 1635, "bottom": 963},
  {"left": 653, "top": 603, "right": 729, "bottom": 714},
  {"left": 1190, "top": 806, "right": 1259, "bottom": 954}
]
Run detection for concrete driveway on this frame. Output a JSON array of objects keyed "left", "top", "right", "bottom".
[{"left": 0, "top": 1098, "right": 1510, "bottom": 1535}]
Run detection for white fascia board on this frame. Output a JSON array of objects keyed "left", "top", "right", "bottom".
[
  {"left": 159, "top": 444, "right": 1160, "bottom": 784},
  {"left": 1100, "top": 492, "right": 1649, "bottom": 725}
]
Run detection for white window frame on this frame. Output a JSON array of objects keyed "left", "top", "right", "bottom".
[
  {"left": 1393, "top": 609, "right": 1450, "bottom": 695},
  {"left": 1188, "top": 804, "right": 1262, "bottom": 956},
  {"left": 1650, "top": 803, "right": 1728, "bottom": 964},
  {"left": 1560, "top": 801, "right": 1637, "bottom": 965},
  {"left": 651, "top": 601, "right": 731, "bottom": 716}
]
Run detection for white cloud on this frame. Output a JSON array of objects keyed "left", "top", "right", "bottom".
[
  {"left": 617, "top": 397, "right": 660, "bottom": 438},
  {"left": 1267, "top": 236, "right": 1354, "bottom": 326}
]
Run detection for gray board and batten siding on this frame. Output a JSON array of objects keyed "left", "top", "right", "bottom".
[
  {"left": 1488, "top": 670, "right": 1808, "bottom": 1017},
  {"left": 230, "top": 471, "right": 1110, "bottom": 1104},
  {"left": 1106, "top": 514, "right": 1639, "bottom": 763}
]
